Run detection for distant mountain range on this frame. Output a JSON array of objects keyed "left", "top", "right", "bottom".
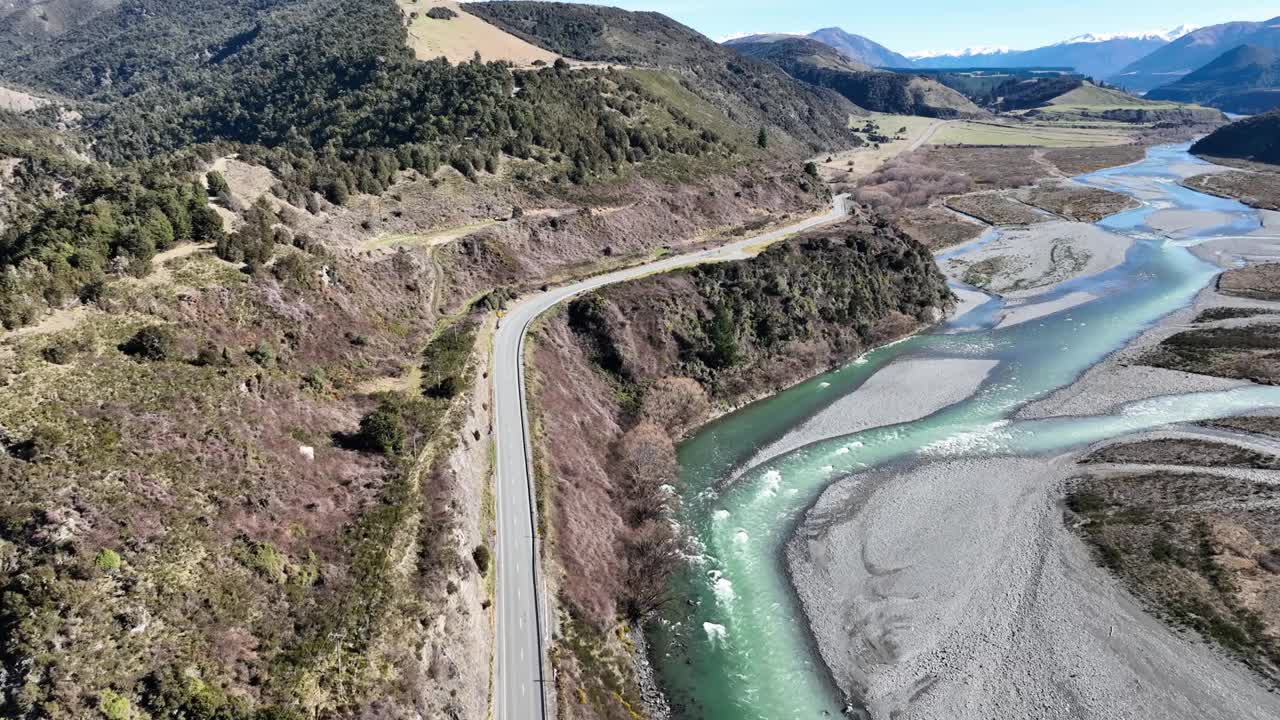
[
  {"left": 724, "top": 17, "right": 1280, "bottom": 116},
  {"left": 1108, "top": 16, "right": 1280, "bottom": 92},
  {"left": 726, "top": 25, "right": 1197, "bottom": 79},
  {"left": 906, "top": 28, "right": 1195, "bottom": 79},
  {"left": 1147, "top": 44, "right": 1280, "bottom": 114},
  {"left": 724, "top": 28, "right": 913, "bottom": 68}
]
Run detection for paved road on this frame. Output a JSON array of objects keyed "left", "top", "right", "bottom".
[{"left": 490, "top": 195, "right": 851, "bottom": 720}]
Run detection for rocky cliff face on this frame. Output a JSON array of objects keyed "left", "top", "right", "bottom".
[{"left": 528, "top": 211, "right": 952, "bottom": 719}]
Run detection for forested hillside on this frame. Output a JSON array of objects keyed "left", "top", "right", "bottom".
[
  {"left": 0, "top": 1, "right": 857, "bottom": 718},
  {"left": 1147, "top": 45, "right": 1280, "bottom": 115},
  {"left": 466, "top": 1, "right": 865, "bottom": 151},
  {"left": 1, "top": 0, "right": 827, "bottom": 330},
  {"left": 530, "top": 215, "right": 951, "bottom": 712},
  {"left": 1193, "top": 110, "right": 1280, "bottom": 165},
  {"left": 729, "top": 38, "right": 982, "bottom": 118}
]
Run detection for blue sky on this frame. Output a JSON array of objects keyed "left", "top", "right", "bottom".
[{"left": 569, "top": 1, "right": 1278, "bottom": 54}]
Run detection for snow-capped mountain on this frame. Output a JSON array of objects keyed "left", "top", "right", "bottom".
[
  {"left": 908, "top": 46, "right": 1013, "bottom": 60},
  {"left": 1058, "top": 25, "right": 1197, "bottom": 45},
  {"left": 1110, "top": 17, "right": 1280, "bottom": 92},
  {"left": 907, "top": 28, "right": 1186, "bottom": 78}
]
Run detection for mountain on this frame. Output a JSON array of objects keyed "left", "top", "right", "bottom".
[
  {"left": 729, "top": 37, "right": 982, "bottom": 118},
  {"left": 1109, "top": 17, "right": 1280, "bottom": 93},
  {"left": 806, "top": 27, "right": 916, "bottom": 67},
  {"left": 466, "top": 2, "right": 863, "bottom": 151},
  {"left": 1192, "top": 109, "right": 1280, "bottom": 165},
  {"left": 909, "top": 29, "right": 1189, "bottom": 79},
  {"left": 731, "top": 36, "right": 872, "bottom": 72},
  {"left": 725, "top": 28, "right": 915, "bottom": 68},
  {"left": 1147, "top": 45, "right": 1280, "bottom": 115}
]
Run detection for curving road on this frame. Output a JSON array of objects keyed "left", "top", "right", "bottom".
[{"left": 490, "top": 195, "right": 850, "bottom": 720}]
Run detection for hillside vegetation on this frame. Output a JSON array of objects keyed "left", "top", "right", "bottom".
[
  {"left": 1193, "top": 111, "right": 1280, "bottom": 166},
  {"left": 0, "top": 0, "right": 850, "bottom": 331},
  {"left": 730, "top": 38, "right": 982, "bottom": 118},
  {"left": 466, "top": 1, "right": 864, "bottom": 152},
  {"left": 531, "top": 215, "right": 951, "bottom": 715},
  {"left": 1147, "top": 45, "right": 1280, "bottom": 115},
  {"left": 0, "top": 0, "right": 867, "bottom": 718}
]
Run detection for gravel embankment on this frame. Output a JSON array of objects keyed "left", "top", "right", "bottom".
[
  {"left": 739, "top": 357, "right": 998, "bottom": 473},
  {"left": 788, "top": 455, "right": 1280, "bottom": 720}
]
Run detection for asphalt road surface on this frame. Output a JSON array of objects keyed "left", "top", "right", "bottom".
[{"left": 490, "top": 194, "right": 850, "bottom": 720}]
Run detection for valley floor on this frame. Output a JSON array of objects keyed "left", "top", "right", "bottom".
[{"left": 780, "top": 155, "right": 1280, "bottom": 718}]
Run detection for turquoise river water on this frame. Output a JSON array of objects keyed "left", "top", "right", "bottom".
[{"left": 647, "top": 144, "right": 1280, "bottom": 718}]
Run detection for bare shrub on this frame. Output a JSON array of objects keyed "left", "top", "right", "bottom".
[
  {"left": 619, "top": 519, "right": 681, "bottom": 620},
  {"left": 613, "top": 422, "right": 676, "bottom": 525},
  {"left": 639, "top": 377, "right": 710, "bottom": 439},
  {"left": 855, "top": 154, "right": 971, "bottom": 214}
]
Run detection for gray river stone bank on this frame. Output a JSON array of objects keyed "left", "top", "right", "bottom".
[
  {"left": 784, "top": 160, "right": 1280, "bottom": 720},
  {"left": 738, "top": 357, "right": 999, "bottom": 475},
  {"left": 787, "top": 455, "right": 1280, "bottom": 720}
]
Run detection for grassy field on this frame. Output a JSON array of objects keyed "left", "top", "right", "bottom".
[
  {"left": 397, "top": 0, "right": 559, "bottom": 66},
  {"left": 851, "top": 113, "right": 938, "bottom": 137},
  {"left": 1044, "top": 83, "right": 1187, "bottom": 111},
  {"left": 928, "top": 120, "right": 1132, "bottom": 147},
  {"left": 820, "top": 113, "right": 944, "bottom": 181}
]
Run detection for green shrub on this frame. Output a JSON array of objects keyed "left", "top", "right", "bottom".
[
  {"left": 472, "top": 544, "right": 491, "bottom": 574},
  {"left": 120, "top": 325, "right": 178, "bottom": 361},
  {"left": 303, "top": 367, "right": 329, "bottom": 391},
  {"left": 95, "top": 548, "right": 122, "bottom": 572},
  {"left": 237, "top": 540, "right": 287, "bottom": 583},
  {"left": 706, "top": 304, "right": 739, "bottom": 369},
  {"left": 248, "top": 342, "right": 276, "bottom": 368},
  {"left": 41, "top": 336, "right": 86, "bottom": 364},
  {"left": 423, "top": 374, "right": 460, "bottom": 400},
  {"left": 206, "top": 171, "right": 230, "bottom": 197},
  {"left": 358, "top": 404, "right": 407, "bottom": 456},
  {"left": 98, "top": 690, "right": 132, "bottom": 720},
  {"left": 271, "top": 252, "right": 320, "bottom": 290},
  {"left": 20, "top": 423, "right": 67, "bottom": 462}
]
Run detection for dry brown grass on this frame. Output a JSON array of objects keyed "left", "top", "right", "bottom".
[
  {"left": 1219, "top": 264, "right": 1280, "bottom": 302},
  {"left": 946, "top": 192, "right": 1046, "bottom": 226},
  {"left": 1068, "top": 469, "right": 1280, "bottom": 683},
  {"left": 895, "top": 206, "right": 985, "bottom": 249},
  {"left": 397, "top": 0, "right": 559, "bottom": 66},
  {"left": 0, "top": 84, "right": 49, "bottom": 112},
  {"left": 1020, "top": 182, "right": 1138, "bottom": 222},
  {"left": 1184, "top": 171, "right": 1280, "bottom": 212},
  {"left": 1042, "top": 145, "right": 1145, "bottom": 176}
]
